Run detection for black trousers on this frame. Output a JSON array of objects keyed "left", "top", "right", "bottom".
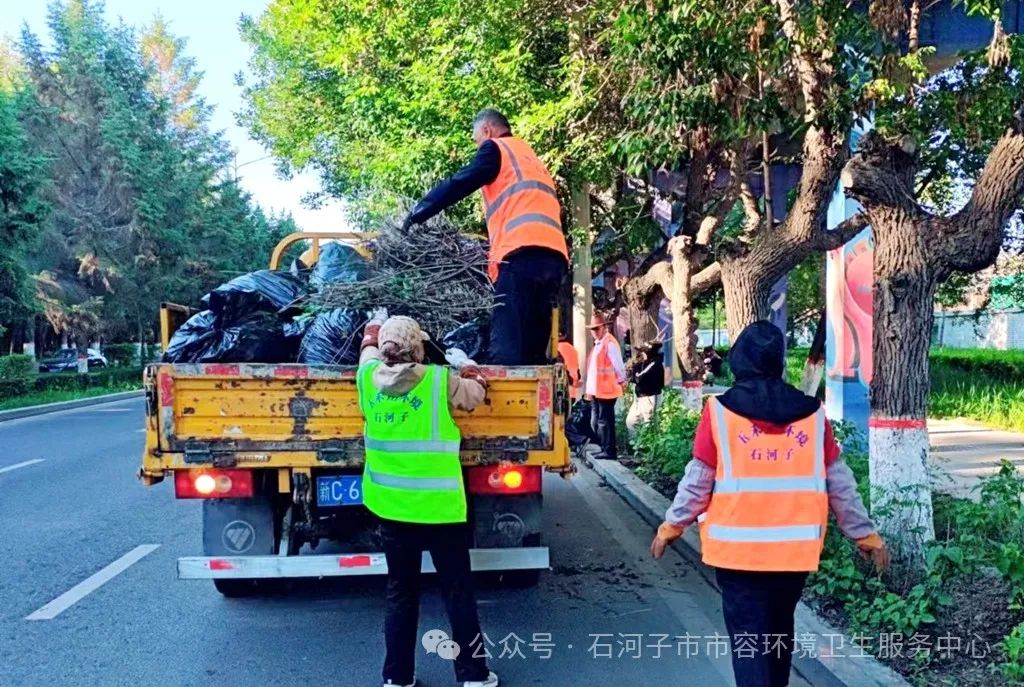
[
  {"left": 381, "top": 520, "right": 489, "bottom": 684},
  {"left": 716, "top": 568, "right": 809, "bottom": 687},
  {"left": 489, "top": 247, "right": 567, "bottom": 366},
  {"left": 591, "top": 397, "right": 618, "bottom": 461}
]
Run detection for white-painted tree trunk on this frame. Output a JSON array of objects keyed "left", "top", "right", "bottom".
[
  {"left": 869, "top": 422, "right": 935, "bottom": 569},
  {"left": 571, "top": 184, "right": 593, "bottom": 369},
  {"left": 681, "top": 381, "right": 703, "bottom": 413}
]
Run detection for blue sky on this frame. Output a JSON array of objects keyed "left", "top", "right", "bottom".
[{"left": 0, "top": 0, "right": 346, "bottom": 232}]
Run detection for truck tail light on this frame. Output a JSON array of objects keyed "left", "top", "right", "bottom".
[
  {"left": 467, "top": 466, "right": 542, "bottom": 495},
  {"left": 174, "top": 469, "right": 253, "bottom": 499}
]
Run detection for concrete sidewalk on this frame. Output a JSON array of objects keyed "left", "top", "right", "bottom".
[{"left": 929, "top": 418, "right": 1024, "bottom": 497}]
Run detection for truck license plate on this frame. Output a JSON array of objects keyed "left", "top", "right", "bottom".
[{"left": 317, "top": 476, "right": 363, "bottom": 507}]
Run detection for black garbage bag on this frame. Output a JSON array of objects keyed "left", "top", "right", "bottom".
[
  {"left": 310, "top": 242, "right": 368, "bottom": 289},
  {"left": 565, "top": 399, "right": 598, "bottom": 448},
  {"left": 201, "top": 270, "right": 307, "bottom": 325},
  {"left": 162, "top": 310, "right": 218, "bottom": 363},
  {"left": 163, "top": 311, "right": 298, "bottom": 363},
  {"left": 297, "top": 308, "right": 366, "bottom": 364},
  {"left": 441, "top": 320, "right": 490, "bottom": 362}
]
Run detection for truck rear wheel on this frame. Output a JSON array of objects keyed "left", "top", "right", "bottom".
[{"left": 213, "top": 579, "right": 263, "bottom": 597}]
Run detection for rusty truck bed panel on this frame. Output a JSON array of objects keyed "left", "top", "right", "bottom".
[{"left": 144, "top": 362, "right": 569, "bottom": 475}]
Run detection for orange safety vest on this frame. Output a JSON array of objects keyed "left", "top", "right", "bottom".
[
  {"left": 699, "top": 397, "right": 829, "bottom": 572},
  {"left": 587, "top": 334, "right": 623, "bottom": 400},
  {"left": 557, "top": 341, "right": 582, "bottom": 400},
  {"left": 480, "top": 137, "right": 569, "bottom": 282}
]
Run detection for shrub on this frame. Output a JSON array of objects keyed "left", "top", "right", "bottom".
[
  {"left": 0, "top": 354, "right": 37, "bottom": 400},
  {"left": 631, "top": 389, "right": 701, "bottom": 483},
  {"left": 103, "top": 343, "right": 138, "bottom": 367}
]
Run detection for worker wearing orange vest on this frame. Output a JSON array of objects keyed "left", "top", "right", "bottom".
[
  {"left": 557, "top": 336, "right": 582, "bottom": 401},
  {"left": 585, "top": 313, "right": 626, "bottom": 460},
  {"left": 404, "top": 109, "right": 569, "bottom": 365},
  {"left": 650, "top": 322, "right": 889, "bottom": 687}
]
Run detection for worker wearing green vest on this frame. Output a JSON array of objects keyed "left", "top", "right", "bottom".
[{"left": 358, "top": 312, "right": 499, "bottom": 687}]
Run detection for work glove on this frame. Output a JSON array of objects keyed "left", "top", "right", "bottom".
[
  {"left": 444, "top": 347, "right": 476, "bottom": 369},
  {"left": 361, "top": 308, "right": 389, "bottom": 351},
  {"left": 856, "top": 532, "right": 891, "bottom": 572},
  {"left": 401, "top": 215, "right": 415, "bottom": 233},
  {"left": 650, "top": 522, "right": 685, "bottom": 560}
]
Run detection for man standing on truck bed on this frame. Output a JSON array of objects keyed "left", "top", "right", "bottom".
[
  {"left": 358, "top": 313, "right": 499, "bottom": 687},
  {"left": 403, "top": 108, "right": 569, "bottom": 366}
]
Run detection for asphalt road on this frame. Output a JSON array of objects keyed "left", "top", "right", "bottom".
[{"left": 0, "top": 397, "right": 808, "bottom": 687}]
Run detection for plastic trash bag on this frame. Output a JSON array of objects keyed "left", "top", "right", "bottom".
[
  {"left": 565, "top": 399, "right": 598, "bottom": 448},
  {"left": 442, "top": 320, "right": 490, "bottom": 362},
  {"left": 162, "top": 310, "right": 218, "bottom": 363},
  {"left": 201, "top": 270, "right": 307, "bottom": 325},
  {"left": 297, "top": 309, "right": 366, "bottom": 365},
  {"left": 163, "top": 311, "right": 298, "bottom": 363},
  {"left": 309, "top": 242, "right": 369, "bottom": 289}
]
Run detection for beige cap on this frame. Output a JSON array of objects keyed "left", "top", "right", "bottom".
[{"left": 378, "top": 316, "right": 430, "bottom": 353}]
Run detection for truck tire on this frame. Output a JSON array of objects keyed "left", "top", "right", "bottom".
[
  {"left": 213, "top": 579, "right": 263, "bottom": 597},
  {"left": 202, "top": 492, "right": 278, "bottom": 598}
]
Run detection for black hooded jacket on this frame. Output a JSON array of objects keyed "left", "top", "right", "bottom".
[{"left": 718, "top": 321, "right": 821, "bottom": 425}]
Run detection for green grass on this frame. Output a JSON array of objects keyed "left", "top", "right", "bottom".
[
  {"left": 0, "top": 382, "right": 141, "bottom": 411},
  {"left": 930, "top": 357, "right": 1024, "bottom": 432}
]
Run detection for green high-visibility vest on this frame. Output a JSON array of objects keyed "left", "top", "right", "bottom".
[{"left": 356, "top": 361, "right": 466, "bottom": 524}]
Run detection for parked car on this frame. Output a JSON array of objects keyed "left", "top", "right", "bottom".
[{"left": 38, "top": 348, "right": 108, "bottom": 373}]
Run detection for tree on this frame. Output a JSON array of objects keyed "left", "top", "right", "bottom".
[
  {"left": 839, "top": 0, "right": 1024, "bottom": 568},
  {"left": 607, "top": 0, "right": 871, "bottom": 407},
  {"left": 0, "top": 82, "right": 47, "bottom": 341}
]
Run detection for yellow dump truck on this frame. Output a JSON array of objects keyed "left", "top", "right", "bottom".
[{"left": 139, "top": 233, "right": 571, "bottom": 596}]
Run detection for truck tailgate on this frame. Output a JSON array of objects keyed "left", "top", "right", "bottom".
[{"left": 153, "top": 362, "right": 564, "bottom": 466}]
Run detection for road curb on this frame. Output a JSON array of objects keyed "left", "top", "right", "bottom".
[
  {"left": 588, "top": 457, "right": 913, "bottom": 687},
  {"left": 0, "top": 390, "right": 144, "bottom": 423}
]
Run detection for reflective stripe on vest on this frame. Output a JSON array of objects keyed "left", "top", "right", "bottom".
[
  {"left": 712, "top": 400, "right": 825, "bottom": 493},
  {"left": 699, "top": 397, "right": 829, "bottom": 572},
  {"left": 365, "top": 467, "right": 461, "bottom": 492},
  {"left": 357, "top": 362, "right": 466, "bottom": 524},
  {"left": 706, "top": 524, "right": 824, "bottom": 543},
  {"left": 480, "top": 137, "right": 568, "bottom": 282}
]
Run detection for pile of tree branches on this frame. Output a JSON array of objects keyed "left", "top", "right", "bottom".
[{"left": 311, "top": 216, "right": 493, "bottom": 336}]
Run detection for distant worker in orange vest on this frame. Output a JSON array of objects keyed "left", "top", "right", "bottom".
[
  {"left": 651, "top": 321, "right": 889, "bottom": 687},
  {"left": 557, "top": 335, "right": 582, "bottom": 401},
  {"left": 585, "top": 313, "right": 626, "bottom": 460},
  {"left": 403, "top": 109, "right": 569, "bottom": 365}
]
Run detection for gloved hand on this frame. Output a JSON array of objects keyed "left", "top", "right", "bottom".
[
  {"left": 856, "top": 532, "right": 891, "bottom": 572},
  {"left": 361, "top": 308, "right": 389, "bottom": 351},
  {"left": 459, "top": 364, "right": 488, "bottom": 389},
  {"left": 401, "top": 215, "right": 415, "bottom": 233},
  {"left": 444, "top": 347, "right": 476, "bottom": 369},
  {"left": 650, "top": 522, "right": 685, "bottom": 560}
]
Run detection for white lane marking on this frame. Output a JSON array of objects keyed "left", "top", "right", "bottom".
[
  {"left": 25, "top": 544, "right": 160, "bottom": 621},
  {"left": 0, "top": 459, "right": 44, "bottom": 474}
]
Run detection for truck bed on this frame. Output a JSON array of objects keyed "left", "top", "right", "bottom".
[{"left": 141, "top": 362, "right": 570, "bottom": 480}]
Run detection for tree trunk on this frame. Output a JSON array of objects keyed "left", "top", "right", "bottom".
[
  {"left": 571, "top": 184, "right": 593, "bottom": 371},
  {"left": 721, "top": 265, "right": 773, "bottom": 342},
  {"left": 869, "top": 210, "right": 936, "bottom": 574},
  {"left": 668, "top": 238, "right": 705, "bottom": 411}
]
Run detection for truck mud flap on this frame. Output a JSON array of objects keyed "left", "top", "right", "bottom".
[{"left": 177, "top": 547, "right": 550, "bottom": 579}]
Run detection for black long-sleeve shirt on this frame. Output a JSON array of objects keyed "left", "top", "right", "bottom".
[{"left": 407, "top": 139, "right": 502, "bottom": 225}]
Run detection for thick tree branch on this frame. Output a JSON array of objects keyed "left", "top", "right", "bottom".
[
  {"left": 773, "top": 0, "right": 825, "bottom": 123},
  {"left": 813, "top": 213, "right": 868, "bottom": 250},
  {"left": 692, "top": 261, "right": 722, "bottom": 293},
  {"left": 940, "top": 122, "right": 1024, "bottom": 273}
]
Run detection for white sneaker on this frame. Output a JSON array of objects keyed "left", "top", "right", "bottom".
[
  {"left": 463, "top": 672, "right": 499, "bottom": 687},
  {"left": 383, "top": 680, "right": 415, "bottom": 687}
]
